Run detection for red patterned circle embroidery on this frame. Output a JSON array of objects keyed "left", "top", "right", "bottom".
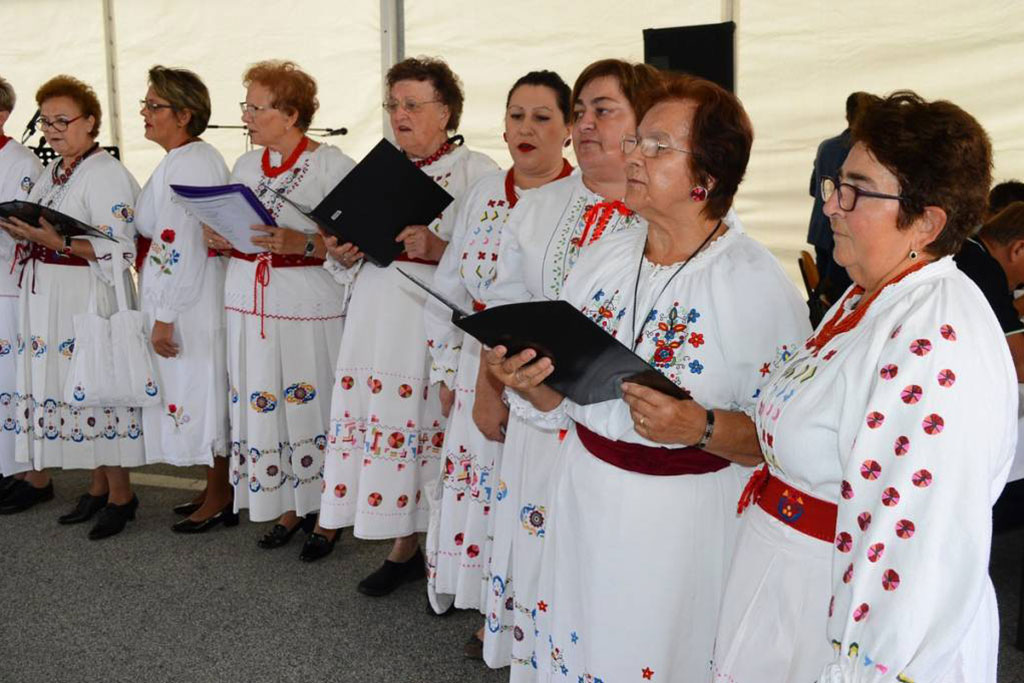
[
  {"left": 857, "top": 512, "right": 872, "bottom": 531},
  {"left": 853, "top": 603, "right": 870, "bottom": 622},
  {"left": 866, "top": 412, "right": 885, "bottom": 429},
  {"left": 894, "top": 435, "right": 911, "bottom": 456},
  {"left": 922, "top": 413, "right": 944, "bottom": 435},
  {"left": 842, "top": 563, "right": 854, "bottom": 584},
  {"left": 841, "top": 480, "right": 854, "bottom": 499},
  {"left": 882, "top": 487, "right": 900, "bottom": 507},
  {"left": 912, "top": 469, "right": 933, "bottom": 488},
  {"left": 900, "top": 384, "right": 923, "bottom": 404},
  {"left": 895, "top": 519, "right": 916, "bottom": 539},
  {"left": 334, "top": 484, "right": 347, "bottom": 498},
  {"left": 397, "top": 494, "right": 409, "bottom": 508},
  {"left": 387, "top": 432, "right": 405, "bottom": 449},
  {"left": 890, "top": 324, "right": 902, "bottom": 339},
  {"left": 367, "top": 492, "right": 382, "bottom": 506},
  {"left": 867, "top": 542, "right": 885, "bottom": 562},
  {"left": 940, "top": 324, "right": 957, "bottom": 341},
  {"left": 937, "top": 369, "right": 956, "bottom": 387},
  {"left": 909, "top": 338, "right": 932, "bottom": 356},
  {"left": 466, "top": 544, "right": 480, "bottom": 558},
  {"left": 882, "top": 569, "right": 901, "bottom": 591},
  {"left": 860, "top": 460, "right": 881, "bottom": 480},
  {"left": 340, "top": 375, "right": 354, "bottom": 390},
  {"left": 835, "top": 531, "right": 853, "bottom": 552},
  {"left": 879, "top": 364, "right": 898, "bottom": 380},
  {"left": 398, "top": 383, "right": 413, "bottom": 398},
  {"left": 454, "top": 532, "right": 464, "bottom": 546}
]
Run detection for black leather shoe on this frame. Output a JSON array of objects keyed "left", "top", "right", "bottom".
[
  {"left": 299, "top": 530, "right": 340, "bottom": 562},
  {"left": 88, "top": 496, "right": 138, "bottom": 541},
  {"left": 0, "top": 480, "right": 54, "bottom": 515},
  {"left": 257, "top": 521, "right": 304, "bottom": 549},
  {"left": 0, "top": 475, "right": 19, "bottom": 501},
  {"left": 172, "top": 501, "right": 202, "bottom": 517},
  {"left": 171, "top": 503, "right": 239, "bottom": 534},
  {"left": 357, "top": 547, "right": 426, "bottom": 597},
  {"left": 58, "top": 492, "right": 109, "bottom": 525}
]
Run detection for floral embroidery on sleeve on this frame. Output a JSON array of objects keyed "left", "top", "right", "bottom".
[{"left": 148, "top": 227, "right": 181, "bottom": 275}]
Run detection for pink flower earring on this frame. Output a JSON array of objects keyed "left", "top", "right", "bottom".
[{"left": 690, "top": 185, "right": 708, "bottom": 202}]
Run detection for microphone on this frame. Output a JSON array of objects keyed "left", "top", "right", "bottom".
[
  {"left": 21, "top": 108, "right": 41, "bottom": 144},
  {"left": 321, "top": 127, "right": 348, "bottom": 136}
]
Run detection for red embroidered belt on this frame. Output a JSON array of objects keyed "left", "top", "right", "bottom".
[
  {"left": 135, "top": 236, "right": 219, "bottom": 272},
  {"left": 394, "top": 252, "right": 439, "bottom": 266},
  {"left": 737, "top": 466, "right": 837, "bottom": 543},
  {"left": 13, "top": 243, "right": 89, "bottom": 293},
  {"left": 229, "top": 249, "right": 325, "bottom": 338},
  {"left": 575, "top": 423, "right": 730, "bottom": 476}
]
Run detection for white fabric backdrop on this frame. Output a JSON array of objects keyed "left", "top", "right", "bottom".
[{"left": 2, "top": 0, "right": 1022, "bottom": 284}]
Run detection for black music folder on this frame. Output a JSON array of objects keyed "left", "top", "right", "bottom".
[
  {"left": 399, "top": 269, "right": 690, "bottom": 405},
  {"left": 0, "top": 200, "right": 118, "bottom": 241},
  {"left": 273, "top": 138, "right": 455, "bottom": 267}
]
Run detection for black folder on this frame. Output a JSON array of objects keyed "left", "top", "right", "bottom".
[
  {"left": 0, "top": 200, "right": 118, "bottom": 241},
  {"left": 400, "top": 269, "right": 691, "bottom": 406},
  {"left": 273, "top": 138, "right": 455, "bottom": 267}
]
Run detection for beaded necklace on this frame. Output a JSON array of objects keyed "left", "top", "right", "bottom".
[
  {"left": 410, "top": 135, "right": 463, "bottom": 168},
  {"left": 52, "top": 142, "right": 100, "bottom": 186},
  {"left": 261, "top": 135, "right": 309, "bottom": 178}
]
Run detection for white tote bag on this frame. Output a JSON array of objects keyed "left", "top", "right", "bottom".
[{"left": 64, "top": 241, "right": 161, "bottom": 408}]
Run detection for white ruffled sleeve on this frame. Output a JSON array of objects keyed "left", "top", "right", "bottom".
[
  {"left": 822, "top": 286, "right": 1016, "bottom": 682},
  {"left": 143, "top": 150, "right": 228, "bottom": 323},
  {"left": 83, "top": 160, "right": 140, "bottom": 286}
]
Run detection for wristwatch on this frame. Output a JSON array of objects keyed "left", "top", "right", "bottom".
[
  {"left": 60, "top": 235, "right": 74, "bottom": 256},
  {"left": 303, "top": 233, "right": 316, "bottom": 257}
]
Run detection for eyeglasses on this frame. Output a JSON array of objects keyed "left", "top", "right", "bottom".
[
  {"left": 140, "top": 100, "right": 176, "bottom": 113},
  {"left": 821, "top": 176, "right": 905, "bottom": 212},
  {"left": 621, "top": 134, "right": 693, "bottom": 158},
  {"left": 38, "top": 115, "right": 83, "bottom": 132},
  {"left": 239, "top": 102, "right": 273, "bottom": 115},
  {"left": 383, "top": 98, "right": 441, "bottom": 114}
]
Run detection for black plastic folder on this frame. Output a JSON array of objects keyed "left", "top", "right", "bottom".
[
  {"left": 0, "top": 201, "right": 118, "bottom": 241},
  {"left": 274, "top": 138, "right": 455, "bottom": 267},
  {"left": 399, "top": 269, "right": 690, "bottom": 405}
]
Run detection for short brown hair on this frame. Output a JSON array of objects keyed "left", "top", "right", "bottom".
[
  {"left": 0, "top": 75, "right": 15, "bottom": 113},
  {"left": 243, "top": 60, "right": 318, "bottom": 132},
  {"left": 386, "top": 57, "right": 464, "bottom": 132},
  {"left": 647, "top": 74, "right": 754, "bottom": 221},
  {"left": 571, "top": 59, "right": 663, "bottom": 125},
  {"left": 850, "top": 91, "right": 992, "bottom": 257},
  {"left": 36, "top": 75, "right": 102, "bottom": 138},
  {"left": 148, "top": 65, "right": 212, "bottom": 137},
  {"left": 980, "top": 202, "right": 1024, "bottom": 246}
]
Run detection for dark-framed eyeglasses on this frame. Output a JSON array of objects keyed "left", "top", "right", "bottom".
[
  {"left": 621, "top": 133, "right": 693, "bottom": 158},
  {"left": 383, "top": 98, "right": 441, "bottom": 114},
  {"left": 821, "top": 176, "right": 904, "bottom": 212},
  {"left": 140, "top": 100, "right": 176, "bottom": 113},
  {"left": 38, "top": 115, "right": 83, "bottom": 132}
]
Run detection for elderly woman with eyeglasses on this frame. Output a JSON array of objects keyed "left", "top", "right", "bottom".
[
  {"left": 485, "top": 74, "right": 809, "bottom": 682},
  {"left": 712, "top": 92, "right": 1016, "bottom": 683},
  {"left": 203, "top": 60, "right": 355, "bottom": 548},
  {"left": 310, "top": 57, "right": 497, "bottom": 595},
  {"left": 0, "top": 76, "right": 143, "bottom": 541},
  {"left": 134, "top": 66, "right": 234, "bottom": 533}
]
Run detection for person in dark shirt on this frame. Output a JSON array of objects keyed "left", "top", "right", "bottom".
[
  {"left": 806, "top": 92, "right": 869, "bottom": 317},
  {"left": 987, "top": 179, "right": 1024, "bottom": 218},
  {"left": 954, "top": 201, "right": 1024, "bottom": 380}
]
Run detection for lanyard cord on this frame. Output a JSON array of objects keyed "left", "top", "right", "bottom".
[{"left": 629, "top": 219, "right": 722, "bottom": 351}]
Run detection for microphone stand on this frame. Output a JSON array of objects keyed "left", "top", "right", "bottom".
[{"left": 206, "top": 124, "right": 349, "bottom": 151}]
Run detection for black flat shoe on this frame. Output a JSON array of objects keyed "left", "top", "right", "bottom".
[
  {"left": 172, "top": 501, "right": 202, "bottom": 517},
  {"left": 257, "top": 521, "right": 304, "bottom": 549},
  {"left": 357, "top": 547, "right": 426, "bottom": 597},
  {"left": 88, "top": 496, "right": 139, "bottom": 541},
  {"left": 0, "top": 475, "right": 20, "bottom": 501},
  {"left": 0, "top": 481, "right": 54, "bottom": 515},
  {"left": 171, "top": 503, "right": 239, "bottom": 534},
  {"left": 299, "top": 530, "right": 340, "bottom": 562},
  {"left": 58, "top": 492, "right": 109, "bottom": 525}
]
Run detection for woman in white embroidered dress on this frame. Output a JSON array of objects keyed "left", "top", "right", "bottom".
[
  {"left": 310, "top": 57, "right": 497, "bottom": 594},
  {"left": 203, "top": 60, "right": 355, "bottom": 546},
  {"left": 135, "top": 66, "right": 234, "bottom": 533},
  {"left": 478, "top": 59, "right": 660, "bottom": 676},
  {"left": 0, "top": 76, "right": 143, "bottom": 541},
  {"left": 713, "top": 92, "right": 1016, "bottom": 683},
  {"left": 0, "top": 75, "right": 43, "bottom": 506},
  {"left": 422, "top": 70, "right": 573, "bottom": 651},
  {"left": 487, "top": 75, "right": 810, "bottom": 683}
]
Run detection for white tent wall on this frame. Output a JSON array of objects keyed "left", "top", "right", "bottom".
[{"left": 2, "top": 1, "right": 1022, "bottom": 286}]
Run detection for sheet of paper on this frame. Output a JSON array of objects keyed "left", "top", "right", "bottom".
[{"left": 169, "top": 184, "right": 275, "bottom": 254}]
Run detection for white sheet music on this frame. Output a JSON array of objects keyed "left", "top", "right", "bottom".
[{"left": 170, "top": 189, "right": 267, "bottom": 254}]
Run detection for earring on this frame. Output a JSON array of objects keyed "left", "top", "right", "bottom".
[
  {"left": 909, "top": 249, "right": 919, "bottom": 260},
  {"left": 564, "top": 139, "right": 571, "bottom": 148},
  {"left": 690, "top": 185, "right": 708, "bottom": 202}
]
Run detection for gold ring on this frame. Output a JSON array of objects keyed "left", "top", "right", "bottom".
[{"left": 639, "top": 416, "right": 646, "bottom": 427}]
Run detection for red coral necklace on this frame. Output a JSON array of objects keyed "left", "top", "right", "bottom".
[{"left": 262, "top": 135, "right": 309, "bottom": 178}]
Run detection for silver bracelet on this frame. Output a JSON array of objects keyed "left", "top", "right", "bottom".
[{"left": 695, "top": 408, "right": 715, "bottom": 449}]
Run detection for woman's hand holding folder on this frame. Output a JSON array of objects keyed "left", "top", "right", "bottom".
[
  {"left": 323, "top": 234, "right": 363, "bottom": 267},
  {"left": 484, "top": 345, "right": 562, "bottom": 412},
  {"left": 396, "top": 224, "right": 446, "bottom": 262}
]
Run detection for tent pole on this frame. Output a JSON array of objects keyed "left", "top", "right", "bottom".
[
  {"left": 722, "top": 0, "right": 738, "bottom": 92},
  {"left": 101, "top": 0, "right": 123, "bottom": 153},
  {"left": 380, "top": 0, "right": 405, "bottom": 142}
]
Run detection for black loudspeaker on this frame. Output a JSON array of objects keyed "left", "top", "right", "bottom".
[{"left": 643, "top": 22, "right": 736, "bottom": 92}]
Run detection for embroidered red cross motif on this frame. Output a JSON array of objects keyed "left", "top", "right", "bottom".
[{"left": 759, "top": 362, "right": 770, "bottom": 376}]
